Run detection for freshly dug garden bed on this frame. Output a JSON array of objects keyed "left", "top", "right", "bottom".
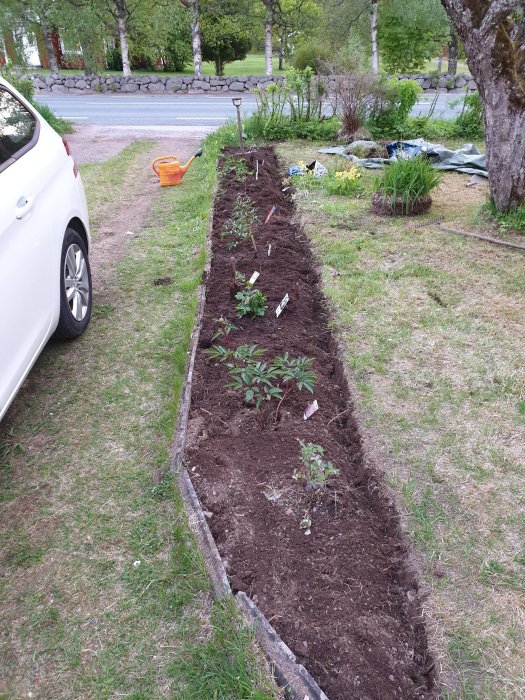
[{"left": 186, "top": 146, "right": 435, "bottom": 699}]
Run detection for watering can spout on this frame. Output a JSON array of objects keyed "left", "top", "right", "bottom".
[
  {"left": 151, "top": 148, "right": 203, "bottom": 186},
  {"left": 180, "top": 148, "right": 203, "bottom": 176}
]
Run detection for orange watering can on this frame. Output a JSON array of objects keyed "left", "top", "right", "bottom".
[{"left": 151, "top": 148, "right": 203, "bottom": 186}]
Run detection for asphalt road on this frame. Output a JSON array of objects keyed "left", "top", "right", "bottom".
[{"left": 35, "top": 91, "right": 462, "bottom": 128}]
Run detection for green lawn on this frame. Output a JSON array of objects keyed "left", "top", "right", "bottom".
[
  {"left": 0, "top": 132, "right": 278, "bottom": 699},
  {"left": 278, "top": 141, "right": 524, "bottom": 699},
  {"left": 28, "top": 52, "right": 286, "bottom": 78}
]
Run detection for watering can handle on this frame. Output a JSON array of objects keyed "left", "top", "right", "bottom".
[{"left": 151, "top": 156, "right": 177, "bottom": 176}]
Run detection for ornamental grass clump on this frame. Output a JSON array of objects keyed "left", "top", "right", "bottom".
[{"left": 372, "top": 155, "right": 443, "bottom": 216}]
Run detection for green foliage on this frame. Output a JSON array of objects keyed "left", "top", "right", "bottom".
[
  {"left": 206, "top": 345, "right": 316, "bottom": 415},
  {"left": 272, "top": 354, "right": 316, "bottom": 395},
  {"left": 235, "top": 287, "right": 268, "bottom": 318},
  {"left": 164, "top": 16, "right": 192, "bottom": 72},
  {"left": 105, "top": 47, "right": 122, "bottom": 72},
  {"left": 455, "top": 93, "right": 484, "bottom": 139},
  {"left": 294, "top": 441, "right": 340, "bottom": 492},
  {"left": 292, "top": 43, "right": 330, "bottom": 73},
  {"left": 221, "top": 155, "right": 253, "bottom": 180},
  {"left": 367, "top": 79, "right": 422, "bottom": 139},
  {"left": 378, "top": 0, "right": 450, "bottom": 73},
  {"left": 323, "top": 166, "right": 363, "bottom": 196},
  {"left": 374, "top": 156, "right": 443, "bottom": 213},
  {"left": 201, "top": 13, "right": 252, "bottom": 76},
  {"left": 246, "top": 67, "right": 337, "bottom": 142},
  {"left": 482, "top": 201, "right": 525, "bottom": 233},
  {"left": 0, "top": 66, "right": 72, "bottom": 135},
  {"left": 212, "top": 317, "right": 241, "bottom": 342},
  {"left": 219, "top": 194, "right": 258, "bottom": 250},
  {"left": 34, "top": 102, "right": 74, "bottom": 135}
]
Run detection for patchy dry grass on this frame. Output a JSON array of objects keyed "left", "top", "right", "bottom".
[
  {"left": 0, "top": 139, "right": 278, "bottom": 699},
  {"left": 278, "top": 141, "right": 525, "bottom": 699}
]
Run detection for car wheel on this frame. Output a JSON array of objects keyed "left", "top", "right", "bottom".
[{"left": 54, "top": 227, "right": 92, "bottom": 340}]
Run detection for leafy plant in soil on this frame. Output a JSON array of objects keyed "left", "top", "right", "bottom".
[
  {"left": 221, "top": 155, "right": 253, "bottom": 180},
  {"left": 219, "top": 194, "right": 258, "bottom": 251},
  {"left": 235, "top": 287, "right": 268, "bottom": 318},
  {"left": 212, "top": 317, "right": 241, "bottom": 342},
  {"left": 204, "top": 344, "right": 316, "bottom": 419},
  {"left": 294, "top": 441, "right": 340, "bottom": 492},
  {"left": 372, "top": 155, "right": 443, "bottom": 216}
]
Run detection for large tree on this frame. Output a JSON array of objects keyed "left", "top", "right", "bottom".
[
  {"left": 200, "top": 13, "right": 251, "bottom": 75},
  {"left": 378, "top": 0, "right": 449, "bottom": 73},
  {"left": 179, "top": 0, "right": 203, "bottom": 79},
  {"left": 440, "top": 0, "right": 525, "bottom": 211}
]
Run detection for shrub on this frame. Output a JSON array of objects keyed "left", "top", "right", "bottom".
[
  {"left": 373, "top": 155, "right": 443, "bottom": 215},
  {"left": 34, "top": 102, "right": 74, "bottom": 135},
  {"left": 60, "top": 51, "right": 85, "bottom": 70},
  {"left": 321, "top": 62, "right": 386, "bottom": 137},
  {"left": 367, "top": 79, "right": 422, "bottom": 139},
  {"left": 247, "top": 68, "right": 338, "bottom": 142},
  {"left": 106, "top": 47, "right": 122, "bottom": 72},
  {"left": 455, "top": 92, "right": 484, "bottom": 139},
  {"left": 292, "top": 43, "right": 330, "bottom": 73}
]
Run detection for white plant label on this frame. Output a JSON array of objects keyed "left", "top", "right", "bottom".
[
  {"left": 248, "top": 271, "right": 259, "bottom": 285},
  {"left": 268, "top": 243, "right": 272, "bottom": 256},
  {"left": 275, "top": 293, "right": 289, "bottom": 317},
  {"left": 303, "top": 399, "right": 319, "bottom": 421}
]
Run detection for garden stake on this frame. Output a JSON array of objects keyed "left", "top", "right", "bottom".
[
  {"left": 231, "top": 97, "right": 244, "bottom": 154},
  {"left": 268, "top": 243, "right": 272, "bottom": 256},
  {"left": 255, "top": 160, "right": 259, "bottom": 180},
  {"left": 264, "top": 206, "right": 276, "bottom": 224}
]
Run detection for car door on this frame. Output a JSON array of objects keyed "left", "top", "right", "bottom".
[{"left": 0, "top": 86, "right": 57, "bottom": 413}]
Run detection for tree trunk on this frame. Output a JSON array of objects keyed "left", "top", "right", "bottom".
[
  {"left": 189, "top": 0, "right": 203, "bottom": 79},
  {"left": 41, "top": 24, "right": 59, "bottom": 73},
  {"left": 447, "top": 29, "right": 458, "bottom": 76},
  {"left": 3, "top": 30, "right": 19, "bottom": 64},
  {"left": 278, "top": 35, "right": 284, "bottom": 71},
  {"left": 481, "top": 84, "right": 525, "bottom": 212},
  {"left": 440, "top": 0, "right": 525, "bottom": 211},
  {"left": 370, "top": 0, "right": 379, "bottom": 74},
  {"left": 117, "top": 11, "right": 131, "bottom": 77},
  {"left": 51, "top": 31, "right": 63, "bottom": 70},
  {"left": 264, "top": 14, "right": 273, "bottom": 77},
  {"left": 34, "top": 27, "right": 49, "bottom": 69}
]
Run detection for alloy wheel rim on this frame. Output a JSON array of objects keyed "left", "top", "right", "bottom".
[{"left": 64, "top": 244, "right": 89, "bottom": 321}]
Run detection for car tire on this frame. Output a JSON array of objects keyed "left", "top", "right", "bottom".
[{"left": 54, "top": 227, "right": 92, "bottom": 340}]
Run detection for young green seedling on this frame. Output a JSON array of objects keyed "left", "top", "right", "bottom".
[
  {"left": 293, "top": 441, "right": 340, "bottom": 492},
  {"left": 212, "top": 317, "right": 241, "bottom": 342}
]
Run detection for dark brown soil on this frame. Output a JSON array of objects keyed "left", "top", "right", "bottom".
[
  {"left": 186, "top": 146, "right": 436, "bottom": 700},
  {"left": 371, "top": 192, "right": 432, "bottom": 216}
]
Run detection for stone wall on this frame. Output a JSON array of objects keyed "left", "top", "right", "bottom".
[
  {"left": 26, "top": 73, "right": 283, "bottom": 94},
  {"left": 26, "top": 72, "right": 476, "bottom": 95}
]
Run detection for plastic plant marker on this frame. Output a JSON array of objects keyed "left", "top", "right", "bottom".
[
  {"left": 256, "top": 160, "right": 259, "bottom": 181},
  {"left": 275, "top": 293, "right": 289, "bottom": 318},
  {"left": 303, "top": 399, "right": 319, "bottom": 421},
  {"left": 268, "top": 243, "right": 272, "bottom": 257},
  {"left": 248, "top": 271, "right": 260, "bottom": 286},
  {"left": 264, "top": 206, "right": 276, "bottom": 224}
]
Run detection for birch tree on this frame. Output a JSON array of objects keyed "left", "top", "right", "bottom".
[
  {"left": 179, "top": 0, "right": 203, "bottom": 79},
  {"left": 440, "top": 0, "right": 525, "bottom": 211}
]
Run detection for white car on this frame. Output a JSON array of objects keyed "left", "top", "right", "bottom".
[{"left": 0, "top": 76, "right": 92, "bottom": 421}]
